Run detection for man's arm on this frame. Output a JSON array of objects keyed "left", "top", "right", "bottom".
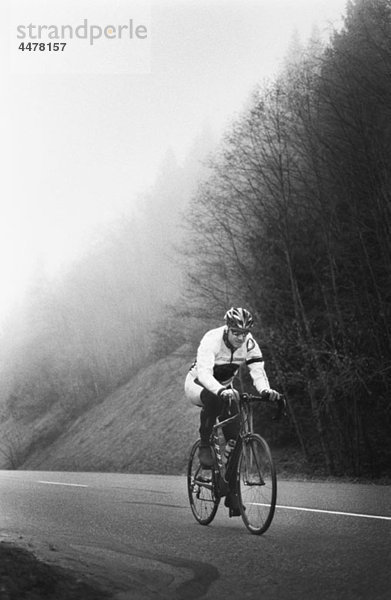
[
  {"left": 196, "top": 332, "right": 226, "bottom": 396},
  {"left": 246, "top": 337, "right": 279, "bottom": 399}
]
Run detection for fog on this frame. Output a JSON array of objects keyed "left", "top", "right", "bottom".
[
  {"left": 0, "top": 0, "right": 346, "bottom": 319},
  {"left": 0, "top": 0, "right": 347, "bottom": 441}
]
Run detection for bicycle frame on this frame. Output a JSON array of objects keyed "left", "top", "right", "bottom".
[{"left": 211, "top": 392, "right": 279, "bottom": 483}]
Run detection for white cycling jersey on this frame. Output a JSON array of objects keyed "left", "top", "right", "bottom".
[{"left": 187, "top": 325, "right": 270, "bottom": 396}]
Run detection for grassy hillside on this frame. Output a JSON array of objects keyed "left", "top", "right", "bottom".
[
  {"left": 2, "top": 343, "right": 374, "bottom": 480},
  {"left": 21, "top": 344, "right": 199, "bottom": 474}
]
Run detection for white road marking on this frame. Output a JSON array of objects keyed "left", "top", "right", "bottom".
[
  {"left": 38, "top": 481, "right": 88, "bottom": 488},
  {"left": 274, "top": 504, "right": 391, "bottom": 521}
]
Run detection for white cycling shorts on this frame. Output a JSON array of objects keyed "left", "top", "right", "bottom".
[{"left": 184, "top": 372, "right": 204, "bottom": 407}]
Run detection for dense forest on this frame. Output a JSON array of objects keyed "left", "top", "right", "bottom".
[
  {"left": 176, "top": 0, "right": 391, "bottom": 477},
  {"left": 1, "top": 0, "right": 390, "bottom": 477}
]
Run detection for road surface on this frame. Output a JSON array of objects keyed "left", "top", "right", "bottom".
[{"left": 0, "top": 470, "right": 390, "bottom": 599}]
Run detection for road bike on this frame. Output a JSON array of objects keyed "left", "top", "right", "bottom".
[{"left": 187, "top": 391, "right": 285, "bottom": 535}]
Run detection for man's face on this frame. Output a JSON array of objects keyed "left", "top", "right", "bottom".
[{"left": 227, "top": 328, "right": 249, "bottom": 349}]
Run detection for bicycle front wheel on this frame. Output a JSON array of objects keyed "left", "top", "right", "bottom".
[
  {"left": 237, "top": 434, "right": 277, "bottom": 534},
  {"left": 187, "top": 440, "right": 220, "bottom": 525}
]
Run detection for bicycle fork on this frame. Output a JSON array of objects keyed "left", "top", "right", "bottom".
[{"left": 240, "top": 436, "right": 265, "bottom": 486}]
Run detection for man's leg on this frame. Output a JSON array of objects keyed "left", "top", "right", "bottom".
[
  {"left": 219, "top": 393, "right": 241, "bottom": 515},
  {"left": 198, "top": 389, "right": 223, "bottom": 467}
]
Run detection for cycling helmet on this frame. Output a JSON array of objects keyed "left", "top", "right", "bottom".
[{"left": 224, "top": 307, "right": 254, "bottom": 330}]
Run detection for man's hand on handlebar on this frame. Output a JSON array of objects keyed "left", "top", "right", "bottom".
[
  {"left": 219, "top": 388, "right": 238, "bottom": 411},
  {"left": 260, "top": 389, "right": 287, "bottom": 420},
  {"left": 261, "top": 388, "right": 281, "bottom": 402},
  {"left": 261, "top": 388, "right": 287, "bottom": 421}
]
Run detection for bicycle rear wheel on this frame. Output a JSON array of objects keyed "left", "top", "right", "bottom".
[
  {"left": 187, "top": 439, "right": 220, "bottom": 525},
  {"left": 237, "top": 434, "right": 276, "bottom": 534}
]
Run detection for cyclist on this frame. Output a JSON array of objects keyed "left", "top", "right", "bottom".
[{"left": 184, "top": 307, "right": 280, "bottom": 516}]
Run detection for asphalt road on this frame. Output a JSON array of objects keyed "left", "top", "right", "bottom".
[{"left": 0, "top": 470, "right": 390, "bottom": 599}]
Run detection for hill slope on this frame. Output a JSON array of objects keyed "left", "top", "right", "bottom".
[{"left": 22, "top": 344, "right": 199, "bottom": 473}]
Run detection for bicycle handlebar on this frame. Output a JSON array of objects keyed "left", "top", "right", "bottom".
[{"left": 240, "top": 392, "right": 287, "bottom": 422}]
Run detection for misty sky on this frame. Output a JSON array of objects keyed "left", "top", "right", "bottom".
[{"left": 0, "top": 0, "right": 347, "bottom": 322}]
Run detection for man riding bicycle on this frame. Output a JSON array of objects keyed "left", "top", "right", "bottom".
[{"left": 185, "top": 307, "right": 280, "bottom": 516}]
